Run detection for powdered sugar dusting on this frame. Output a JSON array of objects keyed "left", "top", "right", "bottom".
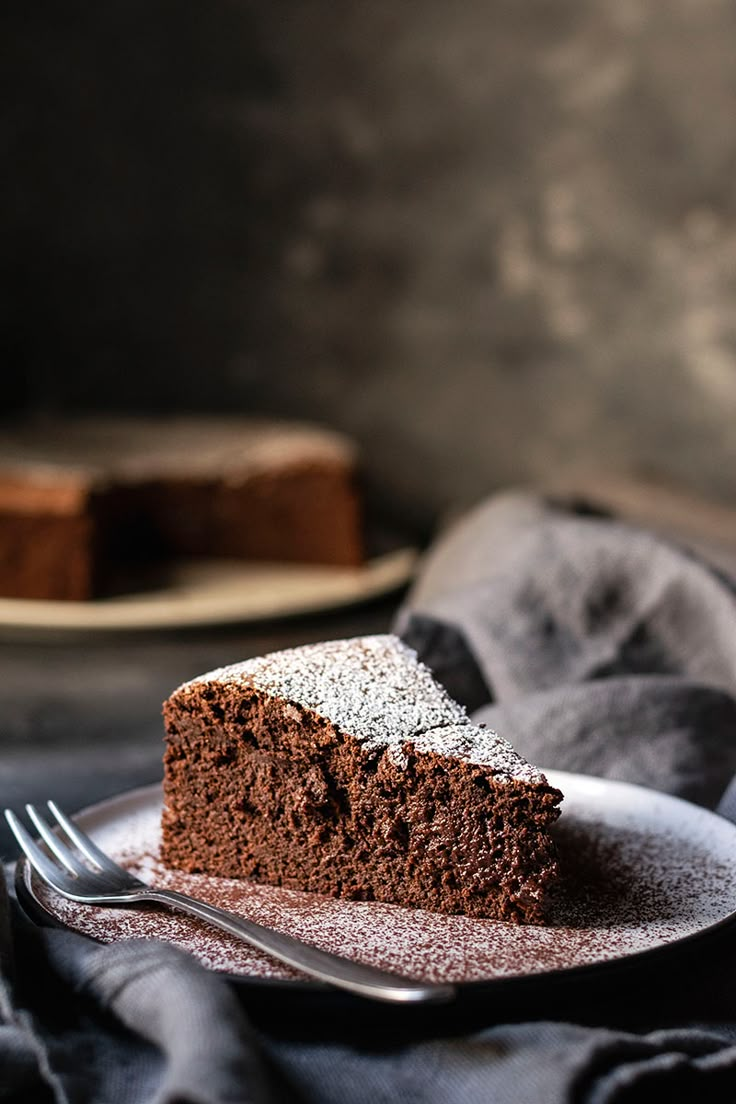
[
  {"left": 410, "top": 725, "right": 543, "bottom": 782},
  {"left": 177, "top": 635, "right": 543, "bottom": 783},
  {"left": 27, "top": 780, "right": 736, "bottom": 985},
  {"left": 0, "top": 416, "right": 355, "bottom": 483}
]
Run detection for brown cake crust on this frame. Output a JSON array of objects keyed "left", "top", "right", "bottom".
[
  {"left": 0, "top": 512, "right": 97, "bottom": 600},
  {"left": 0, "top": 471, "right": 98, "bottom": 599},
  {"left": 0, "top": 417, "right": 363, "bottom": 599},
  {"left": 161, "top": 636, "right": 562, "bottom": 923}
]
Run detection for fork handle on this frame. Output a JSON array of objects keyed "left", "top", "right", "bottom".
[{"left": 142, "top": 887, "right": 454, "bottom": 1004}]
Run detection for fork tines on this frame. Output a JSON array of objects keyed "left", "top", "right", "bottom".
[{"left": 4, "top": 801, "right": 132, "bottom": 898}]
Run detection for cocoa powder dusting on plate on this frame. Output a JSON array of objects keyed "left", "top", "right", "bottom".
[{"left": 28, "top": 779, "right": 736, "bottom": 986}]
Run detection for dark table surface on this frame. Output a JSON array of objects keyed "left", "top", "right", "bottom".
[{"left": 0, "top": 596, "right": 398, "bottom": 860}]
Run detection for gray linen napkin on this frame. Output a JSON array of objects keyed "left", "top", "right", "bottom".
[
  {"left": 4, "top": 490, "right": 736, "bottom": 1102},
  {"left": 0, "top": 887, "right": 274, "bottom": 1103},
  {"left": 396, "top": 490, "right": 736, "bottom": 807},
  {"left": 3, "top": 886, "right": 736, "bottom": 1104}
]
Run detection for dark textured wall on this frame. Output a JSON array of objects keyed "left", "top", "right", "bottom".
[{"left": 4, "top": 1, "right": 736, "bottom": 525}]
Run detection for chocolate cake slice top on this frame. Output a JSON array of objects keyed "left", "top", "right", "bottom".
[{"left": 176, "top": 634, "right": 546, "bottom": 783}]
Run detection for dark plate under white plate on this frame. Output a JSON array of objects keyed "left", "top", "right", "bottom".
[{"left": 16, "top": 771, "right": 736, "bottom": 1011}]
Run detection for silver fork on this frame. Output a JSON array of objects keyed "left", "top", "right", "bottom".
[{"left": 6, "top": 802, "right": 455, "bottom": 1005}]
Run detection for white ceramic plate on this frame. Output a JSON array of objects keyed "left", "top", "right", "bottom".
[
  {"left": 0, "top": 548, "right": 416, "bottom": 634},
  {"left": 17, "top": 771, "right": 736, "bottom": 990}
]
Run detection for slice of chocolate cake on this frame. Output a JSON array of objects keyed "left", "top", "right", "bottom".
[{"left": 162, "top": 635, "right": 562, "bottom": 923}]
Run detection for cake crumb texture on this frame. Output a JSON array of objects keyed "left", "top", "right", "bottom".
[{"left": 162, "top": 635, "right": 562, "bottom": 923}]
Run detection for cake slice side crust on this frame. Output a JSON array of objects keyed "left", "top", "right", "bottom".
[{"left": 161, "top": 680, "right": 561, "bottom": 923}]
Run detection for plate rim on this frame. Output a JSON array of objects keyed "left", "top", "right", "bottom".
[
  {"left": 15, "top": 772, "right": 736, "bottom": 1001},
  {"left": 0, "top": 546, "right": 417, "bottom": 635}
]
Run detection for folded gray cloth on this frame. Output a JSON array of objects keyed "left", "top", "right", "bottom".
[
  {"left": 3, "top": 878, "right": 736, "bottom": 1104},
  {"left": 397, "top": 490, "right": 736, "bottom": 807},
  {"left": 4, "top": 490, "right": 736, "bottom": 1103},
  {"left": 0, "top": 886, "right": 272, "bottom": 1103}
]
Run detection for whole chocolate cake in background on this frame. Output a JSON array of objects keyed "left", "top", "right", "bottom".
[
  {"left": 161, "top": 634, "right": 563, "bottom": 924},
  {"left": 0, "top": 417, "right": 363, "bottom": 600}
]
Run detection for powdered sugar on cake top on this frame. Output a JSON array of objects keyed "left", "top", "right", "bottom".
[
  {"left": 0, "top": 416, "right": 355, "bottom": 483},
  {"left": 408, "top": 724, "right": 542, "bottom": 781},
  {"left": 179, "top": 635, "right": 546, "bottom": 784}
]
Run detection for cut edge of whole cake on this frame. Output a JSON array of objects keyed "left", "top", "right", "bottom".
[
  {"left": 0, "top": 416, "right": 363, "bottom": 599},
  {"left": 161, "top": 634, "right": 563, "bottom": 923}
]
